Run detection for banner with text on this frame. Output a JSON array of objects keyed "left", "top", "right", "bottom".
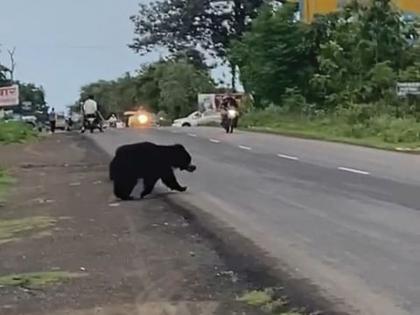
[{"left": 0, "top": 84, "right": 20, "bottom": 107}]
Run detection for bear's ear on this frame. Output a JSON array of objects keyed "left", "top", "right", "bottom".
[{"left": 174, "top": 144, "right": 185, "bottom": 150}]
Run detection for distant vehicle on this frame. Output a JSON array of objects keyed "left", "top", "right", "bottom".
[
  {"left": 222, "top": 107, "right": 239, "bottom": 134},
  {"left": 172, "top": 110, "right": 220, "bottom": 127},
  {"left": 124, "top": 110, "right": 154, "bottom": 128},
  {"left": 56, "top": 113, "right": 66, "bottom": 130},
  {"left": 21, "top": 115, "right": 37, "bottom": 128}
]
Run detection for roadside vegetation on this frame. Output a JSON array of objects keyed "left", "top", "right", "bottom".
[
  {"left": 238, "top": 288, "right": 307, "bottom": 315},
  {"left": 231, "top": 1, "right": 420, "bottom": 149},
  {"left": 0, "top": 121, "right": 37, "bottom": 144},
  {"left": 0, "top": 272, "right": 85, "bottom": 289},
  {"left": 76, "top": 0, "right": 420, "bottom": 150},
  {"left": 0, "top": 168, "right": 13, "bottom": 203}
]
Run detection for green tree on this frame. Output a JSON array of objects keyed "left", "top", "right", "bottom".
[
  {"left": 78, "top": 59, "right": 215, "bottom": 118},
  {"left": 230, "top": 4, "right": 310, "bottom": 106},
  {"left": 158, "top": 60, "right": 215, "bottom": 117},
  {"left": 129, "top": 0, "right": 270, "bottom": 90},
  {"left": 19, "top": 83, "right": 48, "bottom": 114}
]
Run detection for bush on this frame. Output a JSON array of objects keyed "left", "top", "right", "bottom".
[
  {"left": 0, "top": 121, "right": 37, "bottom": 144},
  {"left": 240, "top": 107, "right": 420, "bottom": 146}
]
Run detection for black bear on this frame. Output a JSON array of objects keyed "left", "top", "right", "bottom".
[{"left": 110, "top": 142, "right": 196, "bottom": 200}]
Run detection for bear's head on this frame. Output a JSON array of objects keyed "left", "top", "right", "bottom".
[{"left": 171, "top": 144, "right": 196, "bottom": 173}]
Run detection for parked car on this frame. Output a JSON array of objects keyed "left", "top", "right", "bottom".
[{"left": 172, "top": 111, "right": 220, "bottom": 127}]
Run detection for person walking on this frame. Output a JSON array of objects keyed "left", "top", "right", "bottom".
[{"left": 48, "top": 108, "right": 57, "bottom": 133}]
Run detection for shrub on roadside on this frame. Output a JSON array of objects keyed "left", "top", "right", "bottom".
[
  {"left": 0, "top": 121, "right": 37, "bottom": 144},
  {"left": 240, "top": 106, "right": 420, "bottom": 145}
]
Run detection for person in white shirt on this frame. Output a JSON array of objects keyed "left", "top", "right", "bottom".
[
  {"left": 83, "top": 95, "right": 98, "bottom": 116},
  {"left": 81, "top": 95, "right": 103, "bottom": 133}
]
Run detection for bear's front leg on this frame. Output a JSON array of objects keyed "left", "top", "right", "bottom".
[
  {"left": 114, "top": 177, "right": 137, "bottom": 201},
  {"left": 161, "top": 169, "right": 187, "bottom": 192}
]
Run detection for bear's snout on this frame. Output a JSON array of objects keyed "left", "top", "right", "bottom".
[{"left": 184, "top": 164, "right": 197, "bottom": 172}]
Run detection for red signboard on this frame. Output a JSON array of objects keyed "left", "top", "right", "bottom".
[{"left": 0, "top": 84, "right": 19, "bottom": 107}]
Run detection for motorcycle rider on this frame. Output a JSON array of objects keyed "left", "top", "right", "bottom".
[
  {"left": 108, "top": 113, "right": 118, "bottom": 128},
  {"left": 220, "top": 94, "right": 239, "bottom": 129},
  {"left": 81, "top": 95, "right": 103, "bottom": 133}
]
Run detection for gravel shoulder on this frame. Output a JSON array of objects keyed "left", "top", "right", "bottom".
[{"left": 0, "top": 134, "right": 268, "bottom": 315}]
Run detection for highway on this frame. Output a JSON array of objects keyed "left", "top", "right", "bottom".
[{"left": 90, "top": 126, "right": 420, "bottom": 315}]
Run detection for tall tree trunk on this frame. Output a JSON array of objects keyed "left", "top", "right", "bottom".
[{"left": 230, "top": 61, "right": 236, "bottom": 92}]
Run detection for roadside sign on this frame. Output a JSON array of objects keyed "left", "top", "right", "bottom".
[
  {"left": 0, "top": 84, "right": 19, "bottom": 107},
  {"left": 397, "top": 82, "right": 420, "bottom": 96},
  {"left": 22, "top": 101, "right": 32, "bottom": 111}
]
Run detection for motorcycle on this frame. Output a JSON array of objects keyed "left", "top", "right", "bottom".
[
  {"left": 222, "top": 107, "right": 239, "bottom": 134},
  {"left": 82, "top": 114, "right": 103, "bottom": 133}
]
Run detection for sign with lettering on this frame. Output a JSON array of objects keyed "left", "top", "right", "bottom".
[
  {"left": 0, "top": 84, "right": 19, "bottom": 107},
  {"left": 397, "top": 82, "right": 420, "bottom": 96}
]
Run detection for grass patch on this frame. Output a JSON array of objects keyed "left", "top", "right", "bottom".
[
  {"left": 0, "top": 216, "right": 57, "bottom": 245},
  {"left": 0, "top": 168, "right": 15, "bottom": 203},
  {"left": 240, "top": 109, "right": 420, "bottom": 152},
  {"left": 0, "top": 121, "right": 37, "bottom": 144},
  {"left": 0, "top": 271, "right": 86, "bottom": 289},
  {"left": 238, "top": 288, "right": 306, "bottom": 315}
]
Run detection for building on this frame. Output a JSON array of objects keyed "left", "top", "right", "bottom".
[{"left": 298, "top": 0, "right": 420, "bottom": 22}]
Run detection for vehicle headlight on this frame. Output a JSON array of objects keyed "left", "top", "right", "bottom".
[
  {"left": 228, "top": 109, "right": 237, "bottom": 118},
  {"left": 138, "top": 114, "right": 148, "bottom": 124}
]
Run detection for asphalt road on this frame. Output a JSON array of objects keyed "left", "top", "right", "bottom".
[{"left": 90, "top": 127, "right": 420, "bottom": 315}]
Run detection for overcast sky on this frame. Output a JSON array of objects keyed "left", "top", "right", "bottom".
[{"left": 0, "top": 0, "right": 162, "bottom": 112}]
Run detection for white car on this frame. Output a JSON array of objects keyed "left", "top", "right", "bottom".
[{"left": 172, "top": 111, "right": 221, "bottom": 127}]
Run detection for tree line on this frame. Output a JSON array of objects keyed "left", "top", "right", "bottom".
[{"left": 79, "top": 0, "right": 420, "bottom": 123}]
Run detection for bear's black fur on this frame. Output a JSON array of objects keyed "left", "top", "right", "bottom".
[{"left": 110, "top": 142, "right": 196, "bottom": 200}]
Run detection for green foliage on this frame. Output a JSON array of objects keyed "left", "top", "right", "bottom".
[
  {"left": 241, "top": 106, "right": 420, "bottom": 148},
  {"left": 157, "top": 61, "right": 214, "bottom": 117},
  {"left": 230, "top": 4, "right": 310, "bottom": 105},
  {"left": 78, "top": 59, "right": 215, "bottom": 119},
  {"left": 0, "top": 272, "right": 86, "bottom": 288},
  {"left": 18, "top": 82, "right": 48, "bottom": 116},
  {"left": 230, "top": 0, "right": 420, "bottom": 111},
  {"left": 129, "top": 0, "right": 265, "bottom": 60},
  {"left": 0, "top": 122, "right": 37, "bottom": 144}
]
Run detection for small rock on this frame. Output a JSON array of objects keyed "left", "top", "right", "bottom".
[
  {"left": 80, "top": 267, "right": 86, "bottom": 272},
  {"left": 189, "top": 251, "right": 196, "bottom": 257},
  {"left": 109, "top": 203, "right": 120, "bottom": 207},
  {"left": 93, "top": 180, "right": 102, "bottom": 185},
  {"left": 163, "top": 222, "right": 169, "bottom": 226},
  {"left": 69, "top": 182, "right": 81, "bottom": 187}
]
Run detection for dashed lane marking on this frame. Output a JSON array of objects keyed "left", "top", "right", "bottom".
[
  {"left": 277, "top": 154, "right": 299, "bottom": 161},
  {"left": 238, "top": 145, "right": 252, "bottom": 151},
  {"left": 338, "top": 167, "right": 370, "bottom": 175}
]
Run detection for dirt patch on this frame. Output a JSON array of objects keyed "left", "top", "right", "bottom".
[{"left": 0, "top": 134, "right": 267, "bottom": 315}]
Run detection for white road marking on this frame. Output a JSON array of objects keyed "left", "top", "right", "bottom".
[
  {"left": 238, "top": 145, "right": 252, "bottom": 151},
  {"left": 277, "top": 154, "right": 299, "bottom": 161},
  {"left": 338, "top": 167, "right": 370, "bottom": 175},
  {"left": 209, "top": 139, "right": 220, "bottom": 143},
  {"left": 188, "top": 133, "right": 197, "bottom": 137}
]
